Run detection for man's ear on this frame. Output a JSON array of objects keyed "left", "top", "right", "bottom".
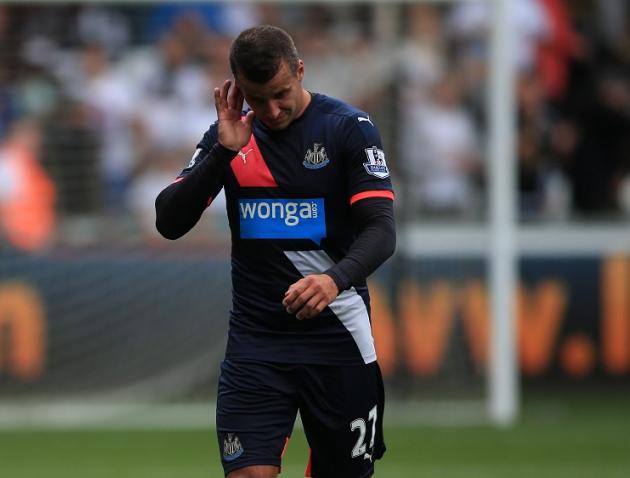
[{"left": 297, "top": 60, "right": 305, "bottom": 81}]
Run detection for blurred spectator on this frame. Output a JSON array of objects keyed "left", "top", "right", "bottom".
[
  {"left": 55, "top": 42, "right": 141, "bottom": 212},
  {"left": 13, "top": 65, "right": 60, "bottom": 120},
  {"left": 517, "top": 72, "right": 553, "bottom": 217},
  {"left": 129, "top": 32, "right": 216, "bottom": 152},
  {"left": 41, "top": 100, "right": 101, "bottom": 216},
  {"left": 124, "top": 30, "right": 218, "bottom": 238},
  {"left": 77, "top": 5, "right": 131, "bottom": 55},
  {"left": 167, "top": 11, "right": 211, "bottom": 63},
  {"left": 597, "top": 0, "right": 627, "bottom": 51},
  {"left": 128, "top": 151, "right": 228, "bottom": 245},
  {"left": 398, "top": 5, "right": 446, "bottom": 102},
  {"left": 0, "top": 69, "right": 17, "bottom": 141},
  {"left": 201, "top": 34, "right": 232, "bottom": 82},
  {"left": 397, "top": 5, "right": 487, "bottom": 217},
  {"left": 0, "top": 118, "right": 56, "bottom": 251},
  {"left": 144, "top": 3, "right": 258, "bottom": 42},
  {"left": 297, "top": 6, "right": 393, "bottom": 111},
  {"left": 518, "top": 124, "right": 548, "bottom": 216},
  {"left": 0, "top": 6, "right": 7, "bottom": 43},
  {"left": 401, "top": 72, "right": 482, "bottom": 217},
  {"left": 563, "top": 72, "right": 630, "bottom": 215},
  {"left": 0, "top": 7, "right": 17, "bottom": 139},
  {"left": 516, "top": 68, "right": 572, "bottom": 220},
  {"left": 536, "top": 0, "right": 581, "bottom": 101},
  {"left": 449, "top": 0, "right": 550, "bottom": 73},
  {"left": 547, "top": 118, "right": 577, "bottom": 217},
  {"left": 128, "top": 152, "right": 179, "bottom": 242}
]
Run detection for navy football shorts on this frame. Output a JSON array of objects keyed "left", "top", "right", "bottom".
[{"left": 216, "top": 359, "right": 386, "bottom": 477}]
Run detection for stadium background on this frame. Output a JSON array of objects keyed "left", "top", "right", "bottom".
[{"left": 1, "top": 1, "right": 629, "bottom": 477}]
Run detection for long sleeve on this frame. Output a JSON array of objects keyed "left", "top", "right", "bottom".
[
  {"left": 324, "top": 197, "right": 396, "bottom": 291},
  {"left": 155, "top": 143, "right": 237, "bottom": 240}
]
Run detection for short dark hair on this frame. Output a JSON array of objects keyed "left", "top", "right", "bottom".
[{"left": 229, "top": 25, "right": 299, "bottom": 84}]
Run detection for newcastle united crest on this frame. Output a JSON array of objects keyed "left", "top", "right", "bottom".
[{"left": 303, "top": 143, "right": 330, "bottom": 169}]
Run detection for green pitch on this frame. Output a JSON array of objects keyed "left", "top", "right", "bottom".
[{"left": 1, "top": 392, "right": 629, "bottom": 478}]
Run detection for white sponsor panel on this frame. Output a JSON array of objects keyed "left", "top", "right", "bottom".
[{"left": 284, "top": 250, "right": 376, "bottom": 364}]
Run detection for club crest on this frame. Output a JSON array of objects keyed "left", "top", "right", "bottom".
[
  {"left": 303, "top": 143, "right": 330, "bottom": 169},
  {"left": 363, "top": 146, "right": 390, "bottom": 179},
  {"left": 223, "top": 433, "right": 244, "bottom": 461}
]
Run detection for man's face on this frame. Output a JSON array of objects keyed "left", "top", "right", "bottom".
[{"left": 236, "top": 60, "right": 306, "bottom": 131}]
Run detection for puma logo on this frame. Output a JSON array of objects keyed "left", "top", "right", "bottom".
[
  {"left": 238, "top": 148, "right": 253, "bottom": 164},
  {"left": 357, "top": 116, "right": 373, "bottom": 126}
]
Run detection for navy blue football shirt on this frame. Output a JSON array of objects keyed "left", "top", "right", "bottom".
[{"left": 176, "top": 93, "right": 394, "bottom": 366}]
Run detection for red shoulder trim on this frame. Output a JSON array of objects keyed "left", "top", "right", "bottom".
[{"left": 350, "top": 190, "right": 395, "bottom": 205}]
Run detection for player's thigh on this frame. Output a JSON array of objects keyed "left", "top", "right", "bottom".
[
  {"left": 298, "top": 361, "right": 386, "bottom": 478},
  {"left": 217, "top": 360, "right": 298, "bottom": 475}
]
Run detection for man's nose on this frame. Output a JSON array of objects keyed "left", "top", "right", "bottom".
[{"left": 266, "top": 100, "right": 282, "bottom": 118}]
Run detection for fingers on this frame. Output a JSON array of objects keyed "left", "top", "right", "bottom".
[
  {"left": 283, "top": 280, "right": 314, "bottom": 315},
  {"left": 214, "top": 79, "right": 231, "bottom": 113},
  {"left": 231, "top": 84, "right": 245, "bottom": 113},
  {"left": 237, "top": 88, "right": 245, "bottom": 113},
  {"left": 296, "top": 296, "right": 328, "bottom": 320},
  {"left": 213, "top": 87, "right": 221, "bottom": 111},
  {"left": 227, "top": 80, "right": 238, "bottom": 111},
  {"left": 242, "top": 110, "right": 255, "bottom": 127},
  {"left": 221, "top": 79, "right": 231, "bottom": 107},
  {"left": 283, "top": 276, "right": 335, "bottom": 320}
]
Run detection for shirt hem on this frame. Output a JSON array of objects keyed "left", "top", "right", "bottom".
[{"left": 224, "top": 352, "right": 373, "bottom": 367}]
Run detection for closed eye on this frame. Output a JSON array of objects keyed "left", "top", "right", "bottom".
[
  {"left": 273, "top": 89, "right": 289, "bottom": 100},
  {"left": 248, "top": 96, "right": 264, "bottom": 104}
]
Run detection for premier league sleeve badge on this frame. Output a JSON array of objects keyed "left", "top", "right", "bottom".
[{"left": 363, "top": 146, "right": 390, "bottom": 179}]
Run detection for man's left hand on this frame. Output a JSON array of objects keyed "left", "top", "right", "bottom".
[{"left": 283, "top": 274, "right": 339, "bottom": 320}]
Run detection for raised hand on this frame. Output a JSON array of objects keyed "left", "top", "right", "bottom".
[{"left": 214, "top": 79, "right": 255, "bottom": 151}]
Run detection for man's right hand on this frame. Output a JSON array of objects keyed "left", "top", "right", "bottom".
[{"left": 214, "top": 79, "right": 255, "bottom": 151}]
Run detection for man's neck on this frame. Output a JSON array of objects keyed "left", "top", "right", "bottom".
[{"left": 295, "top": 88, "right": 312, "bottom": 119}]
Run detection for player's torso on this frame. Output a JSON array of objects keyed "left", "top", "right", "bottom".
[
  {"left": 218, "top": 97, "right": 373, "bottom": 365},
  {"left": 224, "top": 110, "right": 351, "bottom": 249},
  {"left": 224, "top": 107, "right": 353, "bottom": 291}
]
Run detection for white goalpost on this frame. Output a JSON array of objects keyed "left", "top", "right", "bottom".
[{"left": 486, "top": 0, "right": 518, "bottom": 426}]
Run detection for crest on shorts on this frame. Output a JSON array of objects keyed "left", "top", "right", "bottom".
[
  {"left": 363, "top": 146, "right": 389, "bottom": 179},
  {"left": 223, "top": 433, "right": 244, "bottom": 461},
  {"left": 303, "top": 143, "right": 330, "bottom": 169}
]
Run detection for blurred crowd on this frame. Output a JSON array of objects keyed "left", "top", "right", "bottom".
[
  {"left": 1, "top": 1, "right": 629, "bottom": 252},
  {"left": 398, "top": 0, "right": 630, "bottom": 221}
]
